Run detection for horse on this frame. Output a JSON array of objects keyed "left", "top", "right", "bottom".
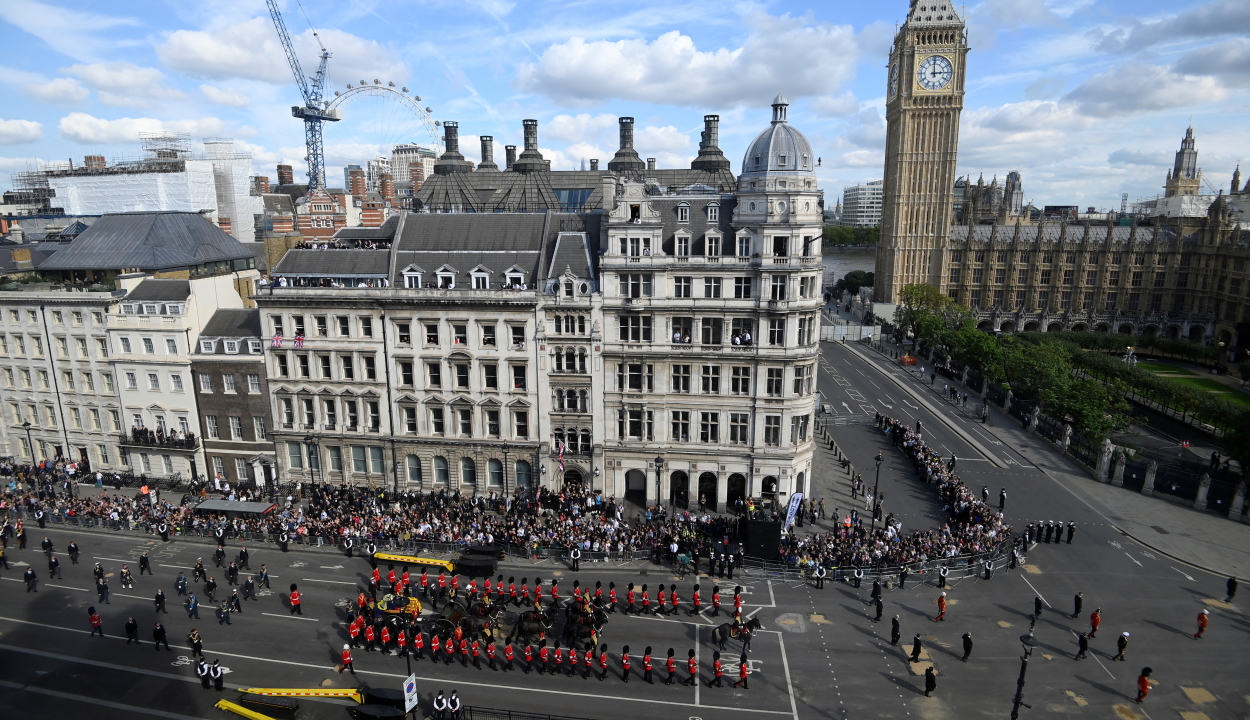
[
  {"left": 510, "top": 618, "right": 552, "bottom": 643},
  {"left": 713, "top": 617, "right": 762, "bottom": 651}
]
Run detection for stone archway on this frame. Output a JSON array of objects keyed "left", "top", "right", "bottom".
[
  {"left": 1118, "top": 324, "right": 1135, "bottom": 335},
  {"left": 762, "top": 475, "right": 779, "bottom": 506},
  {"left": 1217, "top": 329, "right": 1232, "bottom": 346},
  {"left": 1046, "top": 322, "right": 1064, "bottom": 333},
  {"left": 1000, "top": 321, "right": 1017, "bottom": 333},
  {"left": 1167, "top": 325, "right": 1182, "bottom": 339},
  {"left": 563, "top": 469, "right": 584, "bottom": 488},
  {"left": 1071, "top": 323, "right": 1087, "bottom": 332},
  {"left": 670, "top": 470, "right": 690, "bottom": 509},
  {"left": 1023, "top": 321, "right": 1040, "bottom": 332},
  {"left": 1188, "top": 325, "right": 1205, "bottom": 342},
  {"left": 697, "top": 472, "right": 718, "bottom": 512},
  {"left": 624, "top": 468, "right": 647, "bottom": 506},
  {"left": 1094, "top": 323, "right": 1110, "bottom": 333},
  {"left": 1142, "top": 325, "right": 1159, "bottom": 338},
  {"left": 727, "top": 473, "right": 747, "bottom": 510},
  {"left": 977, "top": 320, "right": 993, "bottom": 331}
]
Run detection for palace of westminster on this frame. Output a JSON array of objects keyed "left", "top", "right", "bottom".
[{"left": 0, "top": 0, "right": 1243, "bottom": 500}]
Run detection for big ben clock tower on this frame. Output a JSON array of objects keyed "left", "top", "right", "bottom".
[{"left": 875, "top": 1, "right": 968, "bottom": 304}]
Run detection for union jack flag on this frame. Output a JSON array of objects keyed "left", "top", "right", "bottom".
[
  {"left": 271, "top": 334, "right": 284, "bottom": 348},
  {"left": 293, "top": 334, "right": 305, "bottom": 348}
]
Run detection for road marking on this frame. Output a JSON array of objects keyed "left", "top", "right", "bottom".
[
  {"left": 113, "top": 593, "right": 152, "bottom": 601},
  {"left": 903, "top": 399, "right": 919, "bottom": 409},
  {"left": 1069, "top": 629, "right": 1115, "bottom": 680},
  {"left": 93, "top": 557, "right": 135, "bottom": 564},
  {"left": 1125, "top": 553, "right": 1143, "bottom": 568},
  {"left": 1171, "top": 566, "right": 1195, "bottom": 582},
  {"left": 694, "top": 626, "right": 701, "bottom": 707},
  {"left": 261, "top": 612, "right": 318, "bottom": 621},
  {"left": 301, "top": 578, "right": 357, "bottom": 584},
  {"left": 1019, "top": 576, "right": 1049, "bottom": 607},
  {"left": 777, "top": 631, "right": 800, "bottom": 720},
  {"left": 0, "top": 643, "right": 247, "bottom": 691},
  {"left": 47, "top": 584, "right": 88, "bottom": 592},
  {"left": 0, "top": 678, "right": 209, "bottom": 720}
]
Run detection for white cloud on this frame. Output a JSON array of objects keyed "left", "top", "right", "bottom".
[
  {"left": 1175, "top": 39, "right": 1250, "bottom": 88},
  {"left": 545, "top": 114, "right": 618, "bottom": 143},
  {"left": 635, "top": 125, "right": 691, "bottom": 153},
  {"left": 0, "top": 119, "right": 43, "bottom": 145},
  {"left": 0, "top": 2, "right": 140, "bottom": 63},
  {"left": 1094, "top": 0, "right": 1250, "bottom": 53},
  {"left": 200, "top": 85, "right": 251, "bottom": 107},
  {"left": 965, "top": 100, "right": 1093, "bottom": 133},
  {"left": 515, "top": 11, "right": 858, "bottom": 107},
  {"left": 812, "top": 92, "right": 860, "bottom": 118},
  {"left": 22, "top": 77, "right": 90, "bottom": 105},
  {"left": 58, "top": 113, "right": 232, "bottom": 144},
  {"left": 1107, "top": 148, "right": 1170, "bottom": 166},
  {"left": 1064, "top": 62, "right": 1228, "bottom": 117},
  {"left": 156, "top": 18, "right": 407, "bottom": 90},
  {"left": 65, "top": 62, "right": 184, "bottom": 107}
]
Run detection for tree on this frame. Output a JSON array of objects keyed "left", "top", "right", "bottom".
[
  {"left": 844, "top": 270, "right": 872, "bottom": 295},
  {"left": 896, "top": 283, "right": 950, "bottom": 340}
]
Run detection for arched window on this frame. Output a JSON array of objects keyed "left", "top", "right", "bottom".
[
  {"left": 434, "top": 456, "right": 449, "bottom": 485},
  {"left": 580, "top": 429, "right": 591, "bottom": 450},
  {"left": 555, "top": 389, "right": 565, "bottom": 409},
  {"left": 515, "top": 460, "right": 531, "bottom": 488},
  {"left": 577, "top": 316, "right": 586, "bottom": 334},
  {"left": 461, "top": 457, "right": 477, "bottom": 486},
  {"left": 488, "top": 458, "right": 503, "bottom": 487},
  {"left": 577, "top": 348, "right": 587, "bottom": 373},
  {"left": 554, "top": 428, "right": 565, "bottom": 448},
  {"left": 406, "top": 455, "right": 422, "bottom": 484},
  {"left": 564, "top": 348, "right": 575, "bottom": 371},
  {"left": 553, "top": 348, "right": 564, "bottom": 372},
  {"left": 553, "top": 315, "right": 562, "bottom": 334}
]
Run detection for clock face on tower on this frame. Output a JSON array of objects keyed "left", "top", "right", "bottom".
[
  {"left": 917, "top": 55, "right": 953, "bottom": 90},
  {"left": 889, "top": 63, "right": 899, "bottom": 97}
]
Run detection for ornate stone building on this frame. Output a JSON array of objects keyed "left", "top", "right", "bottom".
[{"left": 875, "top": 0, "right": 969, "bottom": 304}]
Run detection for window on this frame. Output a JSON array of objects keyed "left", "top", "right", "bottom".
[
  {"left": 791, "top": 415, "right": 810, "bottom": 443},
  {"left": 434, "top": 456, "right": 450, "bottom": 485},
  {"left": 220, "top": 374, "right": 236, "bottom": 392},
  {"left": 768, "top": 319, "right": 785, "bottom": 345},
  {"left": 672, "top": 364, "right": 691, "bottom": 393},
  {"left": 359, "top": 317, "right": 373, "bottom": 338},
  {"left": 707, "top": 204, "right": 719, "bottom": 222},
  {"left": 338, "top": 316, "right": 350, "bottom": 336},
  {"left": 764, "top": 415, "right": 781, "bottom": 446},
  {"left": 458, "top": 408, "right": 473, "bottom": 435},
  {"left": 727, "top": 413, "right": 749, "bottom": 444},
  {"left": 147, "top": 373, "right": 160, "bottom": 390},
  {"left": 794, "top": 365, "right": 813, "bottom": 395},
  {"left": 352, "top": 445, "right": 367, "bottom": 473},
  {"left": 701, "top": 318, "right": 723, "bottom": 345},
  {"left": 170, "top": 374, "right": 183, "bottom": 391},
  {"left": 512, "top": 364, "right": 527, "bottom": 390},
  {"left": 102, "top": 373, "right": 115, "bottom": 393},
  {"left": 619, "top": 315, "right": 653, "bottom": 342},
  {"left": 1108, "top": 270, "right": 1120, "bottom": 286},
  {"left": 341, "top": 356, "right": 355, "bottom": 380},
  {"left": 89, "top": 408, "right": 100, "bottom": 429},
  {"left": 76, "top": 337, "right": 89, "bottom": 358},
  {"left": 297, "top": 355, "right": 310, "bottom": 378},
  {"left": 677, "top": 204, "right": 690, "bottom": 223},
  {"left": 733, "top": 277, "right": 753, "bottom": 299},
  {"left": 514, "top": 411, "right": 529, "bottom": 439},
  {"left": 766, "top": 368, "right": 783, "bottom": 396},
  {"left": 97, "top": 338, "right": 109, "bottom": 357},
  {"left": 731, "top": 366, "right": 751, "bottom": 394},
  {"left": 205, "top": 416, "right": 220, "bottom": 439},
  {"left": 481, "top": 324, "right": 496, "bottom": 346},
  {"left": 1153, "top": 271, "right": 1166, "bottom": 288},
  {"left": 315, "top": 316, "right": 328, "bottom": 337},
  {"left": 276, "top": 355, "right": 289, "bottom": 378},
  {"left": 486, "top": 410, "right": 500, "bottom": 437},
  {"left": 706, "top": 236, "right": 721, "bottom": 257},
  {"left": 398, "top": 361, "right": 414, "bottom": 386},
  {"left": 120, "top": 337, "right": 132, "bottom": 353},
  {"left": 621, "top": 273, "right": 653, "bottom": 298},
  {"left": 674, "top": 277, "right": 692, "bottom": 298},
  {"left": 324, "top": 401, "right": 337, "bottom": 429},
  {"left": 459, "top": 457, "right": 475, "bottom": 485},
  {"left": 70, "top": 408, "right": 81, "bottom": 428},
  {"left": 511, "top": 325, "right": 526, "bottom": 346},
  {"left": 367, "top": 401, "right": 380, "bottom": 430},
  {"left": 364, "top": 355, "right": 377, "bottom": 380},
  {"left": 770, "top": 276, "right": 787, "bottom": 300},
  {"left": 431, "top": 408, "right": 445, "bottom": 434},
  {"left": 455, "top": 363, "right": 470, "bottom": 388},
  {"left": 453, "top": 324, "right": 468, "bottom": 344},
  {"left": 699, "top": 412, "right": 719, "bottom": 443},
  {"left": 345, "top": 400, "right": 358, "bottom": 429},
  {"left": 229, "top": 416, "right": 243, "bottom": 440},
  {"left": 425, "top": 323, "right": 440, "bottom": 345},
  {"left": 318, "top": 355, "right": 331, "bottom": 378},
  {"left": 63, "top": 371, "right": 75, "bottom": 390},
  {"left": 703, "top": 277, "right": 722, "bottom": 298},
  {"left": 407, "top": 456, "right": 422, "bottom": 484},
  {"left": 671, "top": 411, "right": 690, "bottom": 442},
  {"left": 483, "top": 363, "right": 498, "bottom": 390},
  {"left": 949, "top": 268, "right": 962, "bottom": 284},
  {"left": 676, "top": 236, "right": 690, "bottom": 256},
  {"left": 797, "top": 316, "right": 815, "bottom": 345},
  {"left": 248, "top": 374, "right": 261, "bottom": 392},
  {"left": 254, "top": 417, "right": 267, "bottom": 440},
  {"left": 302, "top": 399, "right": 315, "bottom": 427},
  {"left": 700, "top": 365, "right": 721, "bottom": 394}
]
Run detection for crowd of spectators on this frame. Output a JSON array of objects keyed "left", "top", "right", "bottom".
[{"left": 777, "top": 414, "right": 1012, "bottom": 570}]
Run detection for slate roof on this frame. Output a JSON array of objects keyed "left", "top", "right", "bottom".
[
  {"left": 126, "top": 279, "right": 191, "bottom": 302},
  {"left": 948, "top": 224, "right": 1179, "bottom": 245},
  {"left": 651, "top": 195, "right": 739, "bottom": 256},
  {"left": 201, "top": 308, "right": 262, "bottom": 338},
  {"left": 261, "top": 194, "right": 294, "bottom": 214},
  {"left": 38, "top": 212, "right": 254, "bottom": 271},
  {"left": 546, "top": 232, "right": 596, "bottom": 279},
  {"left": 272, "top": 249, "right": 391, "bottom": 277}
]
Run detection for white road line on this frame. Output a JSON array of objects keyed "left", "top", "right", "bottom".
[
  {"left": 747, "top": 607, "right": 762, "bottom": 619},
  {"left": 1125, "top": 553, "right": 1143, "bottom": 567},
  {"left": 1, "top": 577, "right": 22, "bottom": 583},
  {"left": 777, "top": 631, "right": 800, "bottom": 720},
  {"left": 1019, "top": 576, "right": 1049, "bottom": 607},
  {"left": 112, "top": 593, "right": 151, "bottom": 601},
  {"left": 93, "top": 557, "right": 135, "bottom": 564},
  {"left": 0, "top": 614, "right": 790, "bottom": 715},
  {"left": 1069, "top": 629, "right": 1116, "bottom": 680},
  {"left": 1170, "top": 566, "right": 1195, "bottom": 582},
  {"left": 301, "top": 578, "right": 357, "bottom": 584},
  {"left": 261, "top": 612, "right": 318, "bottom": 621},
  {"left": 694, "top": 626, "right": 701, "bottom": 707},
  {"left": 47, "top": 584, "right": 88, "bottom": 592},
  {"left": 0, "top": 678, "right": 208, "bottom": 720}
]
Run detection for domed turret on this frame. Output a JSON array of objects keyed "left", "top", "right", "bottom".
[{"left": 740, "top": 93, "right": 816, "bottom": 178}]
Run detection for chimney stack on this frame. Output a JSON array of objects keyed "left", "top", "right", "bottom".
[
  {"left": 690, "top": 114, "right": 731, "bottom": 172},
  {"left": 380, "top": 173, "right": 395, "bottom": 200},
  {"left": 84, "top": 155, "right": 106, "bottom": 169},
  {"left": 348, "top": 169, "right": 367, "bottom": 197},
  {"left": 590, "top": 159, "right": 599, "bottom": 171},
  {"left": 408, "top": 162, "right": 425, "bottom": 184},
  {"left": 477, "top": 135, "right": 499, "bottom": 171},
  {"left": 647, "top": 158, "right": 656, "bottom": 171},
  {"left": 608, "top": 117, "right": 645, "bottom": 173},
  {"left": 511, "top": 120, "right": 548, "bottom": 173},
  {"left": 433, "top": 121, "right": 471, "bottom": 174},
  {"left": 505, "top": 145, "right": 517, "bottom": 170},
  {"left": 217, "top": 217, "right": 233, "bottom": 235},
  {"left": 253, "top": 175, "right": 271, "bottom": 194},
  {"left": 277, "top": 164, "right": 294, "bottom": 185},
  {"left": 444, "top": 121, "right": 461, "bottom": 153}
]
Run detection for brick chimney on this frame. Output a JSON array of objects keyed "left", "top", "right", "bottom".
[
  {"left": 217, "top": 216, "right": 233, "bottom": 235},
  {"left": 84, "top": 155, "right": 106, "bottom": 169},
  {"left": 590, "top": 159, "right": 599, "bottom": 171},
  {"left": 379, "top": 173, "right": 395, "bottom": 201},
  {"left": 271, "top": 213, "right": 294, "bottom": 233},
  {"left": 348, "top": 169, "right": 367, "bottom": 197},
  {"left": 408, "top": 162, "right": 425, "bottom": 184},
  {"left": 277, "top": 164, "right": 294, "bottom": 185},
  {"left": 253, "top": 175, "right": 270, "bottom": 194}
]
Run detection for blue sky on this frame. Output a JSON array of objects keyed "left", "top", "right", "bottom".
[{"left": 2, "top": 0, "right": 1248, "bottom": 210}]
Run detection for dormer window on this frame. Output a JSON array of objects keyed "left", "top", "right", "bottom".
[
  {"left": 754, "top": 156, "right": 761, "bottom": 168},
  {"left": 248, "top": 340, "right": 263, "bottom": 353},
  {"left": 401, "top": 265, "right": 423, "bottom": 289},
  {"left": 167, "top": 304, "right": 182, "bottom": 315},
  {"left": 436, "top": 271, "right": 456, "bottom": 289},
  {"left": 676, "top": 203, "right": 690, "bottom": 223},
  {"left": 675, "top": 235, "right": 690, "bottom": 256},
  {"left": 144, "top": 304, "right": 159, "bottom": 315},
  {"left": 223, "top": 340, "right": 240, "bottom": 354},
  {"left": 200, "top": 340, "right": 215, "bottom": 353},
  {"left": 122, "top": 304, "right": 137, "bottom": 314},
  {"left": 470, "top": 267, "right": 491, "bottom": 290},
  {"left": 779, "top": 154, "right": 786, "bottom": 166},
  {"left": 505, "top": 272, "right": 525, "bottom": 288},
  {"left": 706, "top": 203, "right": 719, "bottom": 222}
]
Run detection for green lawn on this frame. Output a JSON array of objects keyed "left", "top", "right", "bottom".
[
  {"left": 1140, "top": 362, "right": 1198, "bottom": 375},
  {"left": 1164, "top": 376, "right": 1250, "bottom": 407}
]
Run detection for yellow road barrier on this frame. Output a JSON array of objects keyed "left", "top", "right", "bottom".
[
  {"left": 214, "top": 700, "right": 278, "bottom": 720},
  {"left": 241, "top": 688, "right": 364, "bottom": 703}
]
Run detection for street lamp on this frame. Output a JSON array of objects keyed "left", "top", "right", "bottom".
[
  {"left": 22, "top": 420, "right": 34, "bottom": 462},
  {"left": 1122, "top": 346, "right": 1137, "bottom": 367},
  {"left": 654, "top": 456, "right": 664, "bottom": 512},
  {"left": 869, "top": 451, "right": 883, "bottom": 536},
  {"left": 1010, "top": 632, "right": 1040, "bottom": 719},
  {"left": 303, "top": 435, "right": 320, "bottom": 487},
  {"left": 502, "top": 441, "right": 511, "bottom": 494}
]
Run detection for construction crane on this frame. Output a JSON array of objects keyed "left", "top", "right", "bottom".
[{"left": 265, "top": 0, "right": 340, "bottom": 190}]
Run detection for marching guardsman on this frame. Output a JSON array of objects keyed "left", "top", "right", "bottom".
[
  {"left": 593, "top": 580, "right": 603, "bottom": 603},
  {"left": 1195, "top": 609, "right": 1209, "bottom": 639},
  {"left": 642, "top": 646, "right": 654, "bottom": 683},
  {"left": 413, "top": 627, "right": 426, "bottom": 659},
  {"left": 553, "top": 641, "right": 565, "bottom": 675},
  {"left": 656, "top": 585, "right": 668, "bottom": 616},
  {"left": 496, "top": 575, "right": 506, "bottom": 603},
  {"left": 139, "top": 552, "right": 153, "bottom": 575},
  {"left": 608, "top": 582, "right": 618, "bottom": 613},
  {"left": 431, "top": 632, "right": 442, "bottom": 661},
  {"left": 537, "top": 639, "right": 550, "bottom": 674},
  {"left": 396, "top": 626, "right": 408, "bottom": 657},
  {"left": 522, "top": 641, "right": 534, "bottom": 674},
  {"left": 535, "top": 578, "right": 546, "bottom": 608},
  {"left": 486, "top": 639, "right": 497, "bottom": 670},
  {"left": 508, "top": 576, "right": 519, "bottom": 606},
  {"left": 347, "top": 614, "right": 361, "bottom": 647},
  {"left": 193, "top": 558, "right": 206, "bottom": 582},
  {"left": 711, "top": 585, "right": 722, "bottom": 616},
  {"left": 419, "top": 568, "right": 430, "bottom": 598},
  {"left": 520, "top": 577, "right": 530, "bottom": 606},
  {"left": 583, "top": 644, "right": 595, "bottom": 680},
  {"left": 467, "top": 576, "right": 479, "bottom": 600},
  {"left": 289, "top": 583, "right": 302, "bottom": 615},
  {"left": 380, "top": 624, "right": 392, "bottom": 655},
  {"left": 684, "top": 649, "right": 698, "bottom": 686},
  {"left": 641, "top": 584, "right": 652, "bottom": 614},
  {"left": 372, "top": 566, "right": 383, "bottom": 588},
  {"left": 732, "top": 654, "right": 749, "bottom": 689},
  {"left": 733, "top": 586, "right": 743, "bottom": 615},
  {"left": 340, "top": 645, "right": 355, "bottom": 674},
  {"left": 503, "top": 640, "right": 514, "bottom": 671},
  {"left": 626, "top": 583, "right": 637, "bottom": 614},
  {"left": 709, "top": 650, "right": 724, "bottom": 687},
  {"left": 567, "top": 640, "right": 579, "bottom": 676},
  {"left": 620, "top": 644, "right": 631, "bottom": 682},
  {"left": 458, "top": 635, "right": 470, "bottom": 667},
  {"left": 470, "top": 635, "right": 482, "bottom": 669},
  {"left": 689, "top": 584, "right": 701, "bottom": 616},
  {"left": 665, "top": 648, "right": 677, "bottom": 684},
  {"left": 597, "top": 643, "right": 610, "bottom": 681},
  {"left": 364, "top": 622, "right": 377, "bottom": 652},
  {"left": 669, "top": 584, "right": 680, "bottom": 615},
  {"left": 483, "top": 575, "right": 492, "bottom": 597}
]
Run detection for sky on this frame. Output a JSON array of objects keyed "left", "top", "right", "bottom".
[{"left": 2, "top": 0, "right": 1249, "bottom": 211}]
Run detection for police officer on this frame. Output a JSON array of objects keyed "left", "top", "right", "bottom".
[
  {"left": 432, "top": 690, "right": 447, "bottom": 719},
  {"left": 938, "top": 565, "right": 949, "bottom": 588},
  {"left": 448, "top": 691, "right": 462, "bottom": 720},
  {"left": 815, "top": 564, "right": 826, "bottom": 589},
  {"left": 570, "top": 546, "right": 581, "bottom": 572},
  {"left": 212, "top": 526, "right": 226, "bottom": 547},
  {"left": 196, "top": 659, "right": 210, "bottom": 688},
  {"left": 278, "top": 532, "right": 290, "bottom": 553},
  {"left": 343, "top": 536, "right": 354, "bottom": 559},
  {"left": 210, "top": 660, "right": 224, "bottom": 691},
  {"left": 853, "top": 566, "right": 864, "bottom": 589},
  {"left": 35, "top": 509, "right": 46, "bottom": 529},
  {"left": 366, "top": 542, "right": 378, "bottom": 568}
]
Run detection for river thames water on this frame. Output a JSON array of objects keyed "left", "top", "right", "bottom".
[{"left": 821, "top": 248, "right": 877, "bottom": 288}]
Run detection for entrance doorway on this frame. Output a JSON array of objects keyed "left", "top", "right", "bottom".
[
  {"left": 727, "top": 473, "right": 747, "bottom": 510},
  {"left": 563, "top": 469, "right": 584, "bottom": 488},
  {"left": 697, "top": 472, "right": 718, "bottom": 512},
  {"left": 670, "top": 471, "right": 689, "bottom": 509},
  {"left": 624, "top": 469, "right": 647, "bottom": 507}
]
